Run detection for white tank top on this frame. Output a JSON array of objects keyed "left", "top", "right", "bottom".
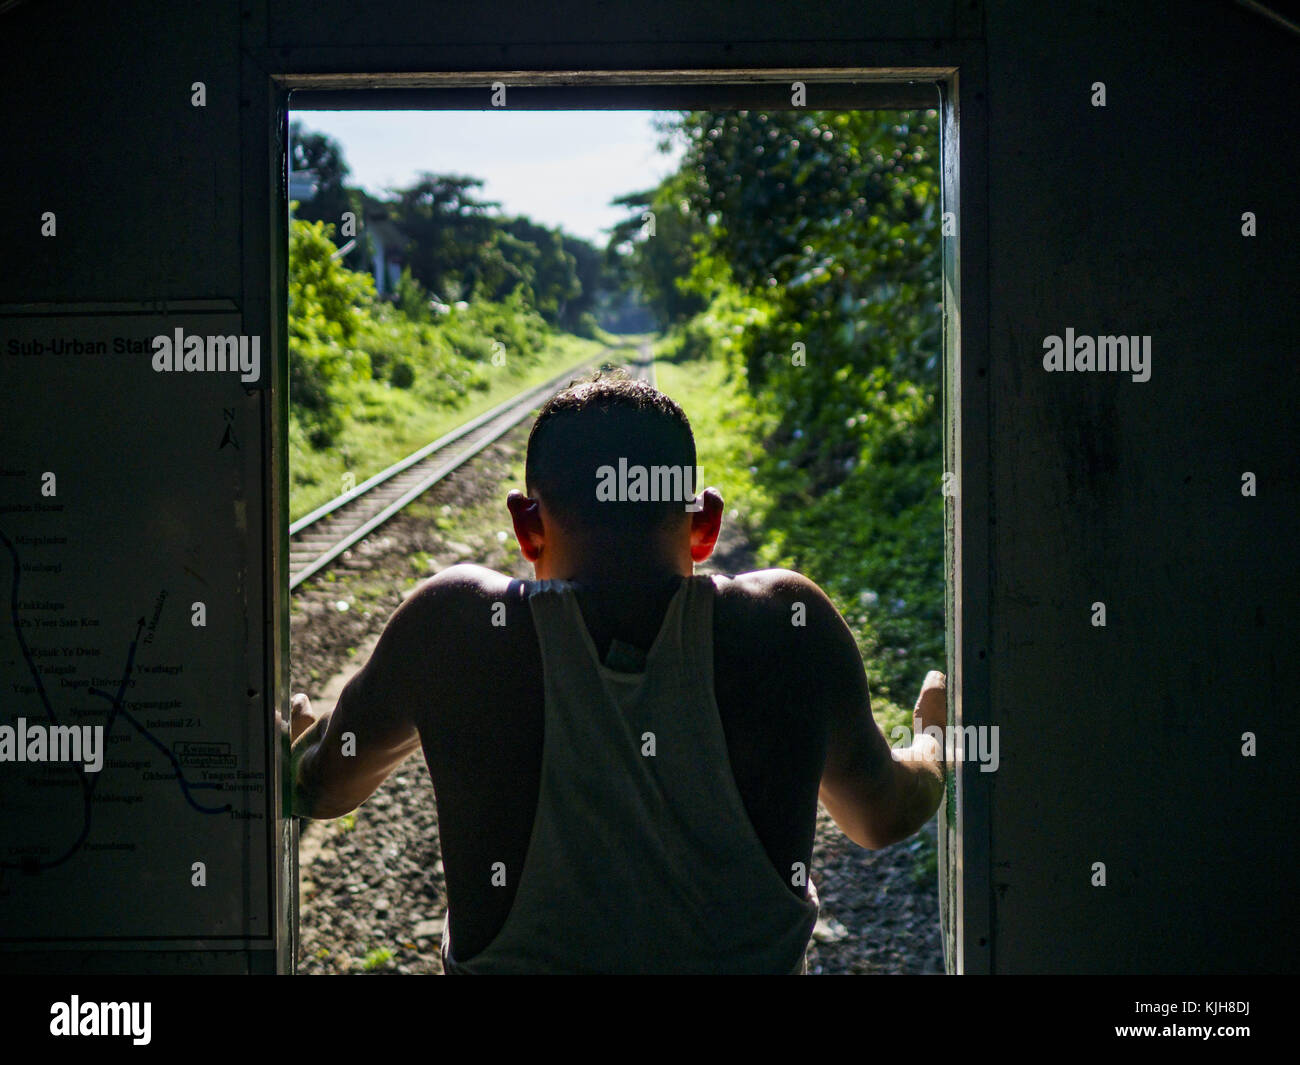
[{"left": 441, "top": 574, "right": 819, "bottom": 974}]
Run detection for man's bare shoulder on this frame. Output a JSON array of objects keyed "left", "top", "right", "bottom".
[
  {"left": 710, "top": 568, "right": 863, "bottom": 707},
  {"left": 410, "top": 562, "right": 523, "bottom": 603},
  {"left": 709, "top": 568, "right": 845, "bottom": 645},
  {"left": 378, "top": 564, "right": 529, "bottom": 654},
  {"left": 711, "top": 567, "right": 834, "bottom": 614}
]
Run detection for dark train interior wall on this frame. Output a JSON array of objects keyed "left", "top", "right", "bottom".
[{"left": 0, "top": 0, "right": 1295, "bottom": 973}]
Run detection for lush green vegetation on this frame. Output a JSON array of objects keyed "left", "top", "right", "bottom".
[
  {"left": 628, "top": 110, "right": 945, "bottom": 715},
  {"left": 288, "top": 215, "right": 610, "bottom": 521},
  {"left": 291, "top": 122, "right": 609, "bottom": 336},
  {"left": 360, "top": 946, "right": 394, "bottom": 971},
  {"left": 290, "top": 112, "right": 946, "bottom": 725},
  {"left": 288, "top": 121, "right": 636, "bottom": 521}
]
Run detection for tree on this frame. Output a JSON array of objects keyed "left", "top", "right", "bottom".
[
  {"left": 500, "top": 217, "right": 581, "bottom": 324},
  {"left": 386, "top": 173, "right": 499, "bottom": 301},
  {"left": 648, "top": 108, "right": 945, "bottom": 700},
  {"left": 289, "top": 123, "right": 355, "bottom": 237},
  {"left": 287, "top": 217, "right": 375, "bottom": 447},
  {"left": 559, "top": 234, "right": 607, "bottom": 330},
  {"left": 607, "top": 175, "right": 707, "bottom": 328}
]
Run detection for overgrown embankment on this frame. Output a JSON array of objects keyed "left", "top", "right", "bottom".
[
  {"left": 288, "top": 218, "right": 614, "bottom": 522},
  {"left": 642, "top": 110, "right": 946, "bottom": 731}
]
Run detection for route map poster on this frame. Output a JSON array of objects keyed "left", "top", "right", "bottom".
[{"left": 0, "top": 313, "right": 273, "bottom": 941}]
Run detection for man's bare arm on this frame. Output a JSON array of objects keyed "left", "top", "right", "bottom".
[
  {"left": 771, "top": 571, "right": 945, "bottom": 849},
  {"left": 824, "top": 673, "right": 946, "bottom": 849},
  {"left": 290, "top": 696, "right": 421, "bottom": 820},
  {"left": 289, "top": 578, "right": 445, "bottom": 819}
]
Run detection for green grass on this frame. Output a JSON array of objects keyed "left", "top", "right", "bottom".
[
  {"left": 653, "top": 338, "right": 773, "bottom": 534},
  {"left": 654, "top": 337, "right": 913, "bottom": 735},
  {"left": 591, "top": 327, "right": 653, "bottom": 350},
  {"left": 360, "top": 947, "right": 394, "bottom": 971},
  {"left": 911, "top": 833, "right": 939, "bottom": 885},
  {"left": 289, "top": 332, "right": 609, "bottom": 522}
]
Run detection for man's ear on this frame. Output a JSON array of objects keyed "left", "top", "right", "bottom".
[
  {"left": 507, "top": 489, "right": 545, "bottom": 562},
  {"left": 688, "top": 487, "right": 725, "bottom": 563}
]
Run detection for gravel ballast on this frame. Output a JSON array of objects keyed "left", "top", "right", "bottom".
[{"left": 291, "top": 425, "right": 944, "bottom": 975}]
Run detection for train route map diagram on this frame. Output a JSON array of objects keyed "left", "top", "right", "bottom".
[{"left": 0, "top": 313, "right": 272, "bottom": 940}]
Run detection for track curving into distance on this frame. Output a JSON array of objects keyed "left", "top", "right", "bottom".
[{"left": 289, "top": 345, "right": 654, "bottom": 589}]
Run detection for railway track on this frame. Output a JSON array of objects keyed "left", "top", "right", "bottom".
[{"left": 289, "top": 345, "right": 655, "bottom": 589}]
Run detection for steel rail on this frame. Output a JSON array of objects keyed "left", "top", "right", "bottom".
[{"left": 289, "top": 349, "right": 654, "bottom": 590}]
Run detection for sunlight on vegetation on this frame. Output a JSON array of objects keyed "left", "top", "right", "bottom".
[
  {"left": 286, "top": 126, "right": 627, "bottom": 520},
  {"left": 289, "top": 110, "right": 943, "bottom": 715},
  {"left": 640, "top": 110, "right": 944, "bottom": 711},
  {"left": 288, "top": 214, "right": 609, "bottom": 520},
  {"left": 360, "top": 946, "right": 394, "bottom": 970}
]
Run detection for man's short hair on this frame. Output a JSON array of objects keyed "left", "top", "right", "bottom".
[{"left": 525, "top": 369, "right": 697, "bottom": 538}]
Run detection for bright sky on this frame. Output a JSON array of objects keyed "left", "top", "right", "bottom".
[{"left": 289, "top": 110, "right": 686, "bottom": 246}]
